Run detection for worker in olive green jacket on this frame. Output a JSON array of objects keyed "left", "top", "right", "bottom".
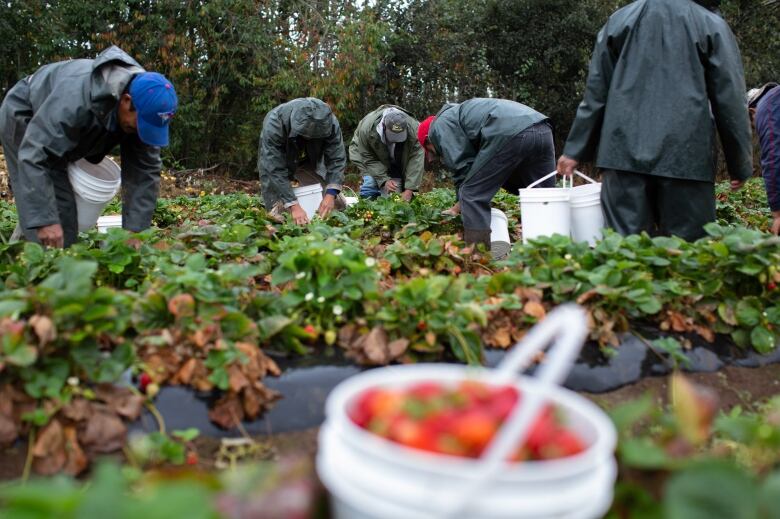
[
  {"left": 258, "top": 98, "right": 346, "bottom": 225},
  {"left": 557, "top": 0, "right": 753, "bottom": 241},
  {"left": 349, "top": 105, "right": 424, "bottom": 202},
  {"left": 418, "top": 98, "right": 555, "bottom": 246}
]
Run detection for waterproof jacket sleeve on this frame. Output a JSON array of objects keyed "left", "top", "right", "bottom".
[
  {"left": 403, "top": 138, "right": 425, "bottom": 191},
  {"left": 258, "top": 112, "right": 297, "bottom": 207},
  {"left": 14, "top": 97, "right": 86, "bottom": 229},
  {"left": 703, "top": 27, "right": 753, "bottom": 182},
  {"left": 348, "top": 129, "right": 390, "bottom": 186},
  {"left": 120, "top": 138, "right": 161, "bottom": 231},
  {"left": 562, "top": 24, "right": 620, "bottom": 162},
  {"left": 433, "top": 118, "right": 477, "bottom": 194},
  {"left": 323, "top": 117, "right": 346, "bottom": 190}
]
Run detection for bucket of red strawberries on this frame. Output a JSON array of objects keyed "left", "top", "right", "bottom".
[{"left": 316, "top": 305, "right": 617, "bottom": 519}]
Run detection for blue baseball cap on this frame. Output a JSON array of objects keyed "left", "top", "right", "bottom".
[{"left": 129, "top": 72, "right": 178, "bottom": 147}]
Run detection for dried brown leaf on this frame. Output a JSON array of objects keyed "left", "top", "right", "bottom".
[
  {"left": 0, "top": 413, "right": 18, "bottom": 445},
  {"left": 80, "top": 411, "right": 126, "bottom": 453},
  {"left": 95, "top": 385, "right": 144, "bottom": 420},
  {"left": 32, "top": 419, "right": 66, "bottom": 475},
  {"left": 523, "top": 301, "right": 547, "bottom": 320},
  {"left": 209, "top": 394, "right": 245, "bottom": 429},
  {"left": 362, "top": 326, "right": 390, "bottom": 364},
  {"left": 63, "top": 426, "right": 88, "bottom": 476},
  {"left": 575, "top": 289, "right": 600, "bottom": 305},
  {"left": 61, "top": 398, "right": 93, "bottom": 422},
  {"left": 388, "top": 338, "right": 409, "bottom": 359},
  {"left": 228, "top": 365, "right": 251, "bottom": 392},
  {"left": 29, "top": 315, "right": 56, "bottom": 346},
  {"left": 173, "top": 358, "right": 198, "bottom": 385}
]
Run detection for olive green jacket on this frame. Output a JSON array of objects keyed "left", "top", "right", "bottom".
[
  {"left": 348, "top": 105, "right": 424, "bottom": 191},
  {"left": 563, "top": 0, "right": 752, "bottom": 182},
  {"left": 428, "top": 98, "right": 547, "bottom": 192},
  {"left": 257, "top": 98, "right": 345, "bottom": 208}
]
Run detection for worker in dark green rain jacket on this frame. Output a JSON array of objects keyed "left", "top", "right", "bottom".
[
  {"left": 557, "top": 0, "right": 753, "bottom": 241},
  {"left": 349, "top": 105, "right": 424, "bottom": 202},
  {"left": 0, "top": 46, "right": 177, "bottom": 248},
  {"left": 258, "top": 98, "right": 346, "bottom": 225},
  {"left": 417, "top": 98, "right": 555, "bottom": 247}
]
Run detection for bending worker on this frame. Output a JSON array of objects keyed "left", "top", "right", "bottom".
[
  {"left": 557, "top": 0, "right": 752, "bottom": 241},
  {"left": 0, "top": 45, "right": 177, "bottom": 248},
  {"left": 417, "top": 98, "right": 555, "bottom": 246},
  {"left": 350, "top": 105, "right": 424, "bottom": 202},
  {"left": 258, "top": 97, "right": 346, "bottom": 225}
]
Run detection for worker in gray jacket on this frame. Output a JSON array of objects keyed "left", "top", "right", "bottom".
[
  {"left": 557, "top": 0, "right": 752, "bottom": 241},
  {"left": 0, "top": 45, "right": 177, "bottom": 248},
  {"left": 258, "top": 98, "right": 346, "bottom": 225},
  {"left": 349, "top": 105, "right": 424, "bottom": 202},
  {"left": 417, "top": 98, "right": 555, "bottom": 246}
]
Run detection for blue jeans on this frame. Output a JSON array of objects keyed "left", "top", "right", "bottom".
[{"left": 359, "top": 175, "right": 382, "bottom": 199}]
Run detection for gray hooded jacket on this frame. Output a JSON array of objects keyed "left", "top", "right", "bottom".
[
  {"left": 258, "top": 98, "right": 345, "bottom": 209},
  {"left": 562, "top": 0, "right": 752, "bottom": 183},
  {"left": 0, "top": 45, "right": 162, "bottom": 232}
]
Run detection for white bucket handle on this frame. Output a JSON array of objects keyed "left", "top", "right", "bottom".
[
  {"left": 574, "top": 170, "right": 598, "bottom": 184},
  {"left": 439, "top": 304, "right": 589, "bottom": 518},
  {"left": 525, "top": 170, "right": 559, "bottom": 189}
]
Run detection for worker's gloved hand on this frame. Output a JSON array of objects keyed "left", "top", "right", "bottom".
[
  {"left": 317, "top": 194, "right": 336, "bottom": 219},
  {"left": 36, "top": 223, "right": 64, "bottom": 248},
  {"left": 556, "top": 155, "right": 578, "bottom": 177},
  {"left": 288, "top": 203, "right": 310, "bottom": 225}
]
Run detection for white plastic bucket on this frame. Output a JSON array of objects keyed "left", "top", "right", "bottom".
[
  {"left": 490, "top": 208, "right": 511, "bottom": 259},
  {"left": 96, "top": 214, "right": 123, "bottom": 233},
  {"left": 317, "top": 306, "right": 617, "bottom": 519},
  {"left": 570, "top": 176, "right": 604, "bottom": 246},
  {"left": 519, "top": 171, "right": 570, "bottom": 244},
  {"left": 68, "top": 157, "right": 121, "bottom": 232},
  {"left": 293, "top": 183, "right": 323, "bottom": 219}
]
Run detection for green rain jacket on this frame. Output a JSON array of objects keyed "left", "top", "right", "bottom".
[
  {"left": 257, "top": 98, "right": 345, "bottom": 208},
  {"left": 0, "top": 46, "right": 162, "bottom": 232},
  {"left": 348, "top": 105, "right": 424, "bottom": 191},
  {"left": 562, "top": 0, "right": 752, "bottom": 183},
  {"left": 428, "top": 98, "right": 547, "bottom": 193}
]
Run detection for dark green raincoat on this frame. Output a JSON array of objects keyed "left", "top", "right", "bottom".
[
  {"left": 428, "top": 98, "right": 547, "bottom": 193},
  {"left": 562, "top": 0, "right": 752, "bottom": 183},
  {"left": 257, "top": 98, "right": 345, "bottom": 209},
  {"left": 348, "top": 105, "right": 424, "bottom": 191},
  {"left": 0, "top": 46, "right": 162, "bottom": 238}
]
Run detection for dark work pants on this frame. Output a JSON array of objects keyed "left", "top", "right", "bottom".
[
  {"left": 459, "top": 122, "right": 555, "bottom": 241},
  {"left": 601, "top": 169, "right": 715, "bottom": 241},
  {"left": 0, "top": 80, "right": 79, "bottom": 247}
]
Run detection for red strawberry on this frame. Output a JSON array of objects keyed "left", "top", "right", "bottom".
[
  {"left": 486, "top": 386, "right": 520, "bottom": 420},
  {"left": 186, "top": 451, "right": 199, "bottom": 466},
  {"left": 451, "top": 410, "right": 499, "bottom": 456},
  {"left": 138, "top": 372, "right": 152, "bottom": 392},
  {"left": 408, "top": 382, "right": 444, "bottom": 399},
  {"left": 389, "top": 417, "right": 438, "bottom": 452},
  {"left": 768, "top": 282, "right": 777, "bottom": 291},
  {"left": 537, "top": 429, "right": 586, "bottom": 459}
]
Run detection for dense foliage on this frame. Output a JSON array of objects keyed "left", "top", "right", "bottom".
[{"left": 2, "top": 0, "right": 778, "bottom": 174}]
